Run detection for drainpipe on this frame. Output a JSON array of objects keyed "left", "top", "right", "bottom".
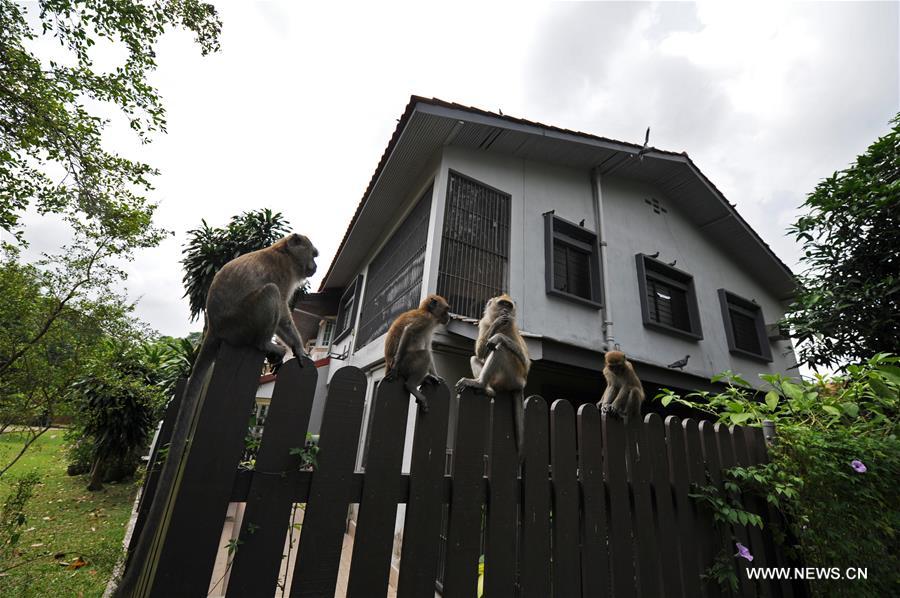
[{"left": 591, "top": 167, "right": 615, "bottom": 350}]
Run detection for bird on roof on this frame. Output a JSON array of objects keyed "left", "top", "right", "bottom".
[
  {"left": 499, "top": 108, "right": 504, "bottom": 116},
  {"left": 648, "top": 251, "right": 660, "bottom": 258},
  {"left": 579, "top": 219, "right": 585, "bottom": 227},
  {"left": 667, "top": 259, "right": 677, "bottom": 267},
  {"left": 667, "top": 355, "right": 690, "bottom": 370},
  {"left": 638, "top": 126, "right": 651, "bottom": 161}
]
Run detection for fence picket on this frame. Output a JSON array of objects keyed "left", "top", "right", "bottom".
[
  {"left": 396, "top": 382, "right": 451, "bottom": 598},
  {"left": 442, "top": 387, "right": 489, "bottom": 598},
  {"left": 604, "top": 413, "right": 636, "bottom": 598},
  {"left": 520, "top": 396, "right": 551, "bottom": 598},
  {"left": 684, "top": 418, "right": 721, "bottom": 598},
  {"left": 631, "top": 417, "right": 661, "bottom": 598},
  {"left": 484, "top": 392, "right": 520, "bottom": 596},
  {"left": 665, "top": 416, "right": 702, "bottom": 598},
  {"left": 550, "top": 399, "right": 581, "bottom": 597},
  {"left": 715, "top": 423, "right": 756, "bottom": 598},
  {"left": 148, "top": 345, "right": 265, "bottom": 597},
  {"left": 225, "top": 357, "right": 317, "bottom": 597},
  {"left": 644, "top": 413, "right": 683, "bottom": 598},
  {"left": 290, "top": 366, "right": 367, "bottom": 598},
  {"left": 576, "top": 403, "right": 610, "bottom": 598}
]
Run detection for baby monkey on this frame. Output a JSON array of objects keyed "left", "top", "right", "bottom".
[
  {"left": 456, "top": 294, "right": 531, "bottom": 459},
  {"left": 383, "top": 294, "right": 452, "bottom": 412},
  {"left": 598, "top": 350, "right": 645, "bottom": 420}
]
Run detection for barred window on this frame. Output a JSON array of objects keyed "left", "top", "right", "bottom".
[
  {"left": 335, "top": 275, "right": 363, "bottom": 343},
  {"left": 356, "top": 188, "right": 433, "bottom": 348},
  {"left": 718, "top": 289, "right": 772, "bottom": 362},
  {"left": 436, "top": 171, "right": 510, "bottom": 319},
  {"left": 636, "top": 254, "right": 702, "bottom": 339}
]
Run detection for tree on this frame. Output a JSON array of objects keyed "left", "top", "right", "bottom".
[
  {"left": 181, "top": 208, "right": 294, "bottom": 321},
  {"left": 784, "top": 114, "right": 900, "bottom": 370},
  {"left": 0, "top": 0, "right": 220, "bottom": 243},
  {"left": 69, "top": 339, "right": 164, "bottom": 491}
]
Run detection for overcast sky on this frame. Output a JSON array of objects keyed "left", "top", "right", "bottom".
[{"left": 17, "top": 1, "right": 900, "bottom": 337}]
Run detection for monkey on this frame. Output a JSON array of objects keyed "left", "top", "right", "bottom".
[
  {"left": 115, "top": 233, "right": 317, "bottom": 597},
  {"left": 598, "top": 350, "right": 645, "bottom": 421},
  {"left": 383, "top": 294, "right": 452, "bottom": 412},
  {"left": 455, "top": 294, "right": 531, "bottom": 459}
]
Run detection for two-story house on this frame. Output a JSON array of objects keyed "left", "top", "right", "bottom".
[{"left": 290, "top": 96, "right": 796, "bottom": 581}]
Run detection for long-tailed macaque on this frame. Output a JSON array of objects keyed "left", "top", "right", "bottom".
[
  {"left": 598, "top": 350, "right": 644, "bottom": 420},
  {"left": 456, "top": 294, "right": 531, "bottom": 459},
  {"left": 383, "top": 294, "right": 452, "bottom": 412},
  {"left": 187, "top": 233, "right": 318, "bottom": 399}
]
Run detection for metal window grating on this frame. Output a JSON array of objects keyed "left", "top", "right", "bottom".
[
  {"left": 437, "top": 171, "right": 511, "bottom": 319},
  {"left": 356, "top": 188, "right": 433, "bottom": 348},
  {"left": 646, "top": 278, "right": 690, "bottom": 331},
  {"left": 553, "top": 241, "right": 591, "bottom": 299},
  {"left": 730, "top": 308, "right": 762, "bottom": 354}
]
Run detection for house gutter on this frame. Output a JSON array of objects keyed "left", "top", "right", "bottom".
[{"left": 591, "top": 167, "right": 614, "bottom": 351}]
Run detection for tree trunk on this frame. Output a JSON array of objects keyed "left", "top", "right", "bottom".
[{"left": 87, "top": 456, "right": 105, "bottom": 491}]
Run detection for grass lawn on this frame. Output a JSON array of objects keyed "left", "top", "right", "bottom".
[{"left": 0, "top": 430, "right": 138, "bottom": 597}]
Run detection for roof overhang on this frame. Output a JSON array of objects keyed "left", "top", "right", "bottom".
[{"left": 321, "top": 96, "right": 796, "bottom": 300}]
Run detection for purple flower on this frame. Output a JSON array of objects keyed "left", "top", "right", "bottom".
[
  {"left": 851, "top": 459, "right": 867, "bottom": 473},
  {"left": 735, "top": 542, "right": 754, "bottom": 562}
]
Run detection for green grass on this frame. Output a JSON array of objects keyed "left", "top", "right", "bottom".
[{"left": 0, "top": 431, "right": 138, "bottom": 597}]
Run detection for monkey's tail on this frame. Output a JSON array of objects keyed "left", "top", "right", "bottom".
[{"left": 114, "top": 334, "right": 221, "bottom": 597}]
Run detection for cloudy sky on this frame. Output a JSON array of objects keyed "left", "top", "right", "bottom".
[{"left": 18, "top": 1, "right": 900, "bottom": 337}]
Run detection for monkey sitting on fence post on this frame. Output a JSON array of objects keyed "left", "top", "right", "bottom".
[
  {"left": 598, "top": 350, "right": 645, "bottom": 421},
  {"left": 456, "top": 294, "right": 531, "bottom": 460},
  {"left": 383, "top": 294, "right": 452, "bottom": 412}
]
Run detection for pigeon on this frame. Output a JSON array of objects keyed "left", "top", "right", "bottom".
[
  {"left": 638, "top": 126, "right": 651, "bottom": 161},
  {"left": 648, "top": 251, "right": 660, "bottom": 259},
  {"left": 579, "top": 219, "right": 585, "bottom": 227},
  {"left": 667, "top": 259, "right": 677, "bottom": 267},
  {"left": 667, "top": 355, "right": 690, "bottom": 370}
]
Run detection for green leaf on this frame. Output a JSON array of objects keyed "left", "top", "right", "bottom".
[
  {"left": 765, "top": 391, "right": 779, "bottom": 411},
  {"left": 730, "top": 413, "right": 752, "bottom": 424},
  {"left": 782, "top": 382, "right": 805, "bottom": 401},
  {"left": 661, "top": 395, "right": 672, "bottom": 407},
  {"left": 822, "top": 405, "right": 841, "bottom": 417},
  {"left": 841, "top": 402, "right": 859, "bottom": 418}
]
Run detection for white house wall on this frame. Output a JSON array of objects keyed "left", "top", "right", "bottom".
[{"left": 600, "top": 175, "right": 797, "bottom": 380}]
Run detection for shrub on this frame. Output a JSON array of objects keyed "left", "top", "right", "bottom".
[{"left": 656, "top": 354, "right": 900, "bottom": 597}]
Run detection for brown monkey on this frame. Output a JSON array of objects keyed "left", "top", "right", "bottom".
[
  {"left": 187, "top": 233, "right": 318, "bottom": 399},
  {"left": 598, "top": 350, "right": 644, "bottom": 420},
  {"left": 456, "top": 294, "right": 531, "bottom": 459},
  {"left": 383, "top": 294, "right": 452, "bottom": 412}
]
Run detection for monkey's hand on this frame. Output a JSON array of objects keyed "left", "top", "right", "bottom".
[
  {"left": 415, "top": 395, "right": 430, "bottom": 413},
  {"left": 486, "top": 333, "right": 508, "bottom": 353},
  {"left": 455, "top": 378, "right": 495, "bottom": 396},
  {"left": 424, "top": 373, "right": 444, "bottom": 386},
  {"left": 599, "top": 402, "right": 624, "bottom": 419},
  {"left": 384, "top": 368, "right": 398, "bottom": 382},
  {"left": 290, "top": 346, "right": 308, "bottom": 367}
]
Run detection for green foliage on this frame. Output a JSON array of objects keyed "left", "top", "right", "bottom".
[
  {"left": 68, "top": 339, "right": 165, "bottom": 489},
  {"left": 0, "top": 0, "right": 219, "bottom": 243},
  {"left": 289, "top": 433, "right": 320, "bottom": 471},
  {"left": 0, "top": 471, "right": 40, "bottom": 565},
  {"left": 656, "top": 355, "right": 900, "bottom": 597},
  {"left": 180, "top": 208, "right": 294, "bottom": 321},
  {"left": 784, "top": 114, "right": 900, "bottom": 370}
]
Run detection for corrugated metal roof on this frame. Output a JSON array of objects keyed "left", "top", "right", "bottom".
[{"left": 320, "top": 96, "right": 796, "bottom": 300}]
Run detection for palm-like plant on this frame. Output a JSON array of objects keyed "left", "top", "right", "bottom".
[{"left": 181, "top": 209, "right": 292, "bottom": 322}]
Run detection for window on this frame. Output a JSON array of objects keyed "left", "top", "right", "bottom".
[
  {"left": 544, "top": 213, "right": 602, "bottom": 307},
  {"left": 356, "top": 188, "right": 433, "bottom": 348},
  {"left": 636, "top": 254, "right": 702, "bottom": 339},
  {"left": 318, "top": 320, "right": 335, "bottom": 348},
  {"left": 718, "top": 289, "right": 772, "bottom": 362},
  {"left": 334, "top": 275, "right": 363, "bottom": 343},
  {"left": 436, "top": 171, "right": 510, "bottom": 318}
]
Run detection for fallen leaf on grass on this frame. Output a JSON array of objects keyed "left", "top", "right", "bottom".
[
  {"left": 65, "top": 557, "right": 88, "bottom": 570},
  {"left": 30, "top": 542, "right": 44, "bottom": 548}
]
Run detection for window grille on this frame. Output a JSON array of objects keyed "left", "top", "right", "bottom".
[
  {"left": 718, "top": 289, "right": 772, "bottom": 361},
  {"left": 437, "top": 171, "right": 511, "bottom": 319},
  {"left": 636, "top": 254, "right": 702, "bottom": 339},
  {"left": 356, "top": 188, "right": 433, "bottom": 348},
  {"left": 335, "top": 275, "right": 363, "bottom": 343}
]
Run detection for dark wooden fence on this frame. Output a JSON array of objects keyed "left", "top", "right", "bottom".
[{"left": 119, "top": 343, "right": 801, "bottom": 597}]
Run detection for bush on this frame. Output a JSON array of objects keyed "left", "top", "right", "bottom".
[{"left": 657, "top": 354, "right": 900, "bottom": 597}]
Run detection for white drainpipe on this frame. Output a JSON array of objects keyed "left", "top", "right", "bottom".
[{"left": 591, "top": 167, "right": 615, "bottom": 350}]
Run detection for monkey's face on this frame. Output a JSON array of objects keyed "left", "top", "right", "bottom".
[
  {"left": 426, "top": 294, "right": 451, "bottom": 324},
  {"left": 286, "top": 233, "right": 318, "bottom": 277},
  {"left": 605, "top": 350, "right": 627, "bottom": 372},
  {"left": 487, "top": 295, "right": 516, "bottom": 320}
]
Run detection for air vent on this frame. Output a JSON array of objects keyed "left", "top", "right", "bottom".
[{"left": 644, "top": 198, "right": 668, "bottom": 215}]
